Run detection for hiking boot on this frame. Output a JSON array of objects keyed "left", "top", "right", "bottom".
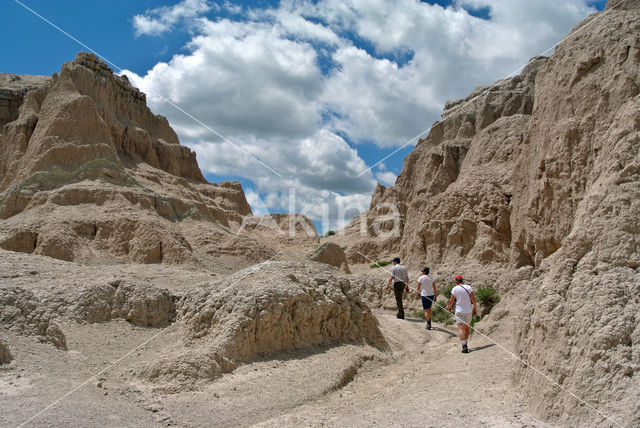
[
  {"left": 461, "top": 344, "right": 469, "bottom": 353},
  {"left": 396, "top": 314, "right": 404, "bottom": 319},
  {"left": 426, "top": 321, "right": 431, "bottom": 330}
]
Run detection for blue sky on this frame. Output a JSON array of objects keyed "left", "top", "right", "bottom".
[{"left": 1, "top": 0, "right": 607, "bottom": 234}]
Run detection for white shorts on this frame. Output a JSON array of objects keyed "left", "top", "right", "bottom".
[{"left": 455, "top": 312, "right": 472, "bottom": 325}]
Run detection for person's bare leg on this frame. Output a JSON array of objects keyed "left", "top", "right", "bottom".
[
  {"left": 458, "top": 322, "right": 470, "bottom": 353},
  {"left": 424, "top": 307, "right": 432, "bottom": 329},
  {"left": 461, "top": 324, "right": 470, "bottom": 341},
  {"left": 457, "top": 323, "right": 466, "bottom": 340}
]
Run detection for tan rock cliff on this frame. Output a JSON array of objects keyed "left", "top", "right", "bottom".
[
  {"left": 0, "top": 53, "right": 272, "bottom": 266},
  {"left": 349, "top": 1, "right": 639, "bottom": 425}
]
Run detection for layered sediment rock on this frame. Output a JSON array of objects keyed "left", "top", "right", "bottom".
[
  {"left": 348, "top": 56, "right": 546, "bottom": 270},
  {"left": 0, "top": 73, "right": 50, "bottom": 129},
  {"left": 0, "top": 53, "right": 203, "bottom": 190},
  {"left": 135, "top": 262, "right": 386, "bottom": 389},
  {"left": 239, "top": 213, "right": 319, "bottom": 242},
  {"left": 350, "top": 1, "right": 639, "bottom": 424},
  {"left": 310, "top": 242, "right": 351, "bottom": 273},
  {"left": 0, "top": 53, "right": 267, "bottom": 265}
]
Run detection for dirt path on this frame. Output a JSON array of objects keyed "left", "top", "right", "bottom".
[
  {"left": 139, "top": 309, "right": 551, "bottom": 427},
  {"left": 252, "top": 310, "right": 550, "bottom": 427},
  {"left": 1, "top": 308, "right": 550, "bottom": 427}
]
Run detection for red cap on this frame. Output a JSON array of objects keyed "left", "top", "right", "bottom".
[{"left": 454, "top": 275, "right": 463, "bottom": 282}]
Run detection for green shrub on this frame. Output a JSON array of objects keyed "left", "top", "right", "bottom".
[
  {"left": 324, "top": 230, "right": 336, "bottom": 237},
  {"left": 475, "top": 286, "right": 500, "bottom": 305},
  {"left": 470, "top": 315, "right": 482, "bottom": 331},
  {"left": 409, "top": 308, "right": 424, "bottom": 319},
  {"left": 468, "top": 315, "right": 486, "bottom": 335},
  {"left": 430, "top": 303, "right": 454, "bottom": 325},
  {"left": 440, "top": 283, "right": 455, "bottom": 299},
  {"left": 370, "top": 260, "right": 392, "bottom": 268}
]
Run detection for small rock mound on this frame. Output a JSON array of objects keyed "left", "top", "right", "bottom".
[
  {"left": 0, "top": 287, "right": 67, "bottom": 350},
  {"left": 138, "top": 262, "right": 387, "bottom": 389},
  {"left": 310, "top": 242, "right": 351, "bottom": 273},
  {"left": 0, "top": 279, "right": 177, "bottom": 352},
  {"left": 69, "top": 281, "right": 176, "bottom": 327},
  {"left": 0, "top": 339, "right": 11, "bottom": 364}
]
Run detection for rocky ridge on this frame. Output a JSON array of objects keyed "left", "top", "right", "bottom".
[
  {"left": 344, "top": 55, "right": 547, "bottom": 271},
  {"left": 0, "top": 53, "right": 315, "bottom": 267},
  {"left": 0, "top": 73, "right": 50, "bottom": 129},
  {"left": 138, "top": 261, "right": 386, "bottom": 390},
  {"left": 344, "top": 1, "right": 639, "bottom": 425},
  {"left": 0, "top": 250, "right": 386, "bottom": 392}
]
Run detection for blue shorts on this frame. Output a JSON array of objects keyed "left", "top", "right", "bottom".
[{"left": 421, "top": 295, "right": 435, "bottom": 310}]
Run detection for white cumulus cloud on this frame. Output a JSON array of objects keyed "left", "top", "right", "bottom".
[
  {"left": 125, "top": 0, "right": 600, "bottom": 230},
  {"left": 133, "top": 0, "right": 214, "bottom": 37}
]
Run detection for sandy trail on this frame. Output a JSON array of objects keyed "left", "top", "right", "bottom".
[
  {"left": 1, "top": 307, "right": 549, "bottom": 427},
  {"left": 253, "top": 310, "right": 549, "bottom": 427}
]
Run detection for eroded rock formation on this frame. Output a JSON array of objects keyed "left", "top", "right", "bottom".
[
  {"left": 349, "top": 1, "right": 639, "bottom": 425},
  {"left": 239, "top": 213, "right": 319, "bottom": 243},
  {"left": 310, "top": 242, "right": 351, "bottom": 273},
  {"left": 346, "top": 55, "right": 547, "bottom": 270},
  {"left": 0, "top": 73, "right": 50, "bottom": 129},
  {"left": 0, "top": 287, "right": 68, "bottom": 350},
  {"left": 138, "top": 261, "right": 386, "bottom": 390},
  {"left": 0, "top": 53, "right": 280, "bottom": 266}
]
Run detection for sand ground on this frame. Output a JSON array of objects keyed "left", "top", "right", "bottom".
[{"left": 1, "top": 305, "right": 551, "bottom": 427}]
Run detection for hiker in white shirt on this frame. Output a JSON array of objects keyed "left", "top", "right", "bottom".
[
  {"left": 416, "top": 267, "right": 437, "bottom": 330},
  {"left": 386, "top": 257, "right": 409, "bottom": 319},
  {"left": 447, "top": 275, "right": 477, "bottom": 353}
]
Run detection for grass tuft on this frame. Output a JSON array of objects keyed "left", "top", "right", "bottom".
[
  {"left": 370, "top": 260, "right": 392, "bottom": 268},
  {"left": 431, "top": 303, "right": 455, "bottom": 325},
  {"left": 475, "top": 286, "right": 500, "bottom": 305},
  {"left": 440, "top": 282, "right": 455, "bottom": 299}
]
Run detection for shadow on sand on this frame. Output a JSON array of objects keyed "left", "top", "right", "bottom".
[
  {"left": 402, "top": 317, "right": 427, "bottom": 323},
  {"left": 470, "top": 343, "right": 496, "bottom": 353},
  {"left": 430, "top": 326, "right": 457, "bottom": 337}
]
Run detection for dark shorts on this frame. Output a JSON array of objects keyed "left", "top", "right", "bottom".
[{"left": 421, "top": 295, "right": 435, "bottom": 310}]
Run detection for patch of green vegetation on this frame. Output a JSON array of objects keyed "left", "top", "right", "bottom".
[
  {"left": 0, "top": 158, "right": 134, "bottom": 211},
  {"left": 470, "top": 315, "right": 482, "bottom": 331},
  {"left": 324, "top": 230, "right": 336, "bottom": 237},
  {"left": 0, "top": 158, "right": 188, "bottom": 222},
  {"left": 475, "top": 286, "right": 500, "bottom": 306},
  {"left": 369, "top": 260, "right": 392, "bottom": 268},
  {"left": 409, "top": 308, "right": 424, "bottom": 319},
  {"left": 440, "top": 282, "right": 455, "bottom": 299},
  {"left": 341, "top": 245, "right": 347, "bottom": 250},
  {"left": 431, "top": 303, "right": 454, "bottom": 325}
]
